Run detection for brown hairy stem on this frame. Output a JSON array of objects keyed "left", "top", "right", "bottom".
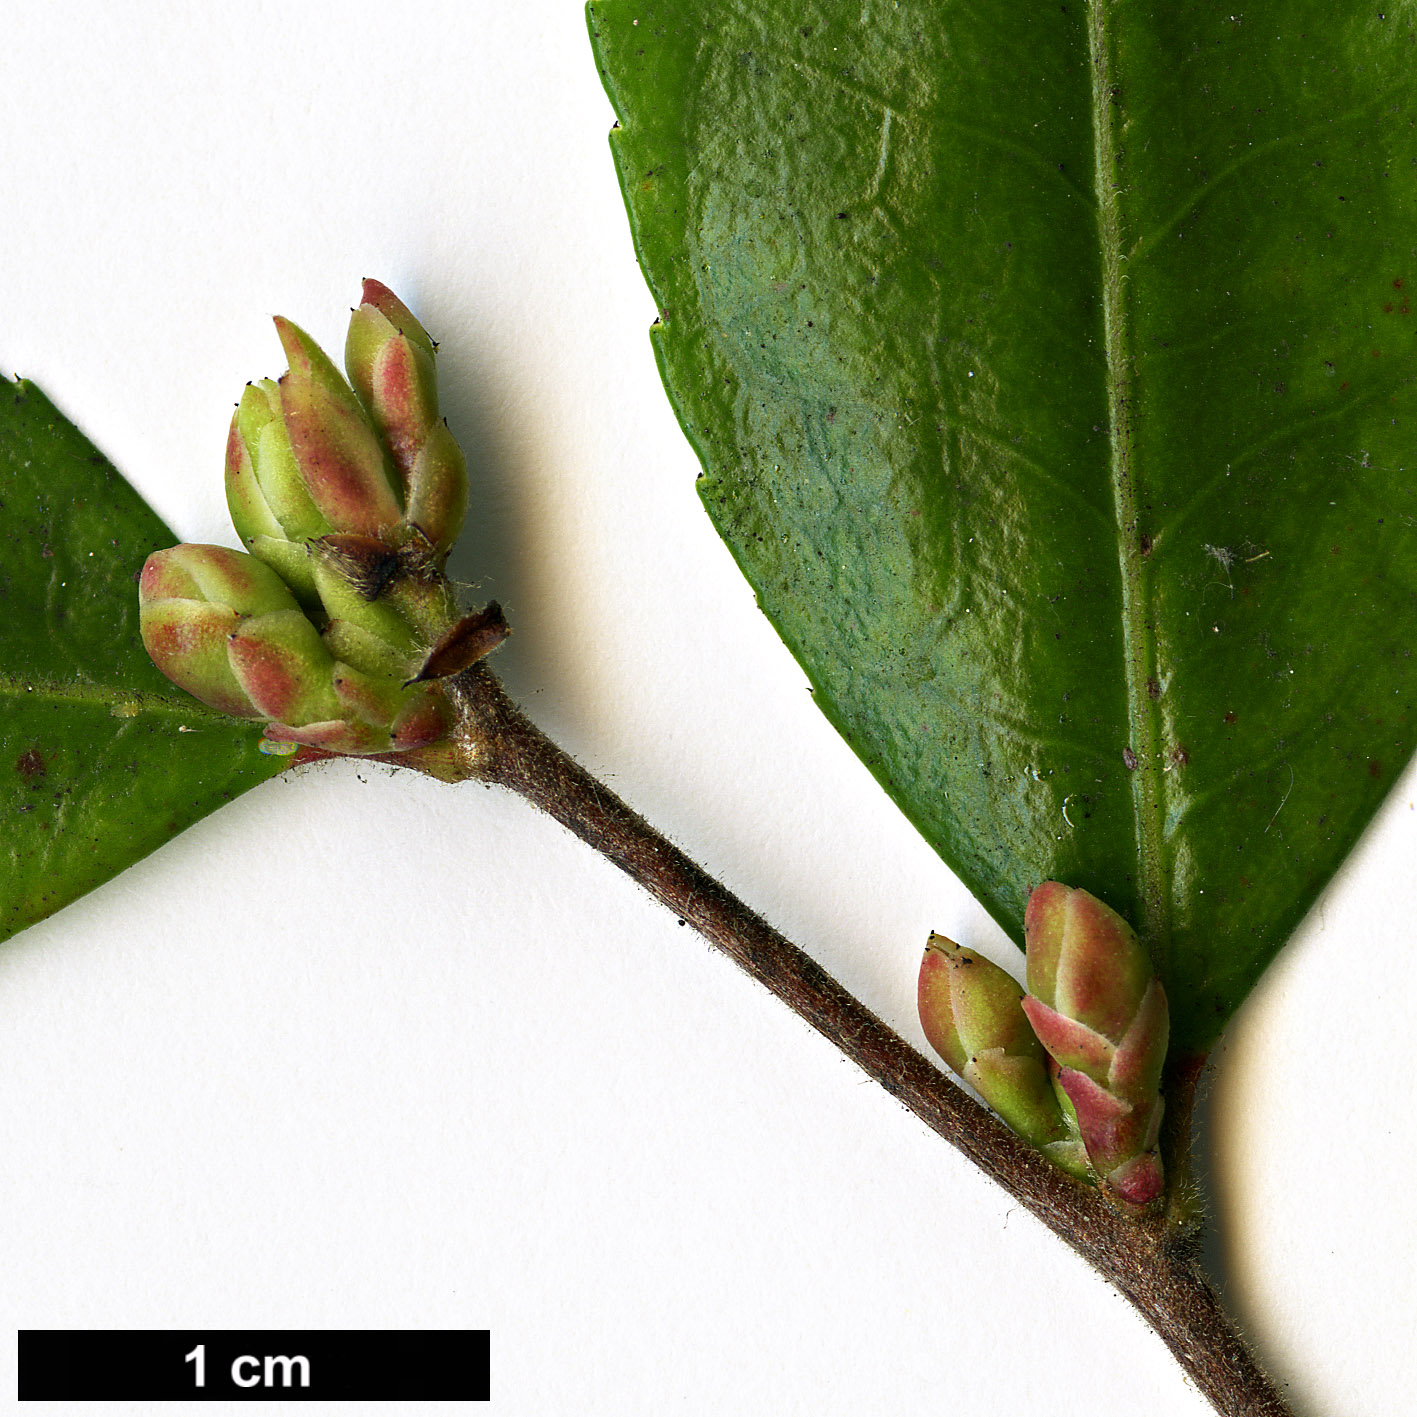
[{"left": 428, "top": 664, "right": 1292, "bottom": 1417}]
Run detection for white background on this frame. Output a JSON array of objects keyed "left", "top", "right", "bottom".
[{"left": 0, "top": 5, "right": 1412, "bottom": 1415}]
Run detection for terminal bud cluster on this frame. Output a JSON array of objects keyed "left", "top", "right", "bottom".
[{"left": 140, "top": 282, "right": 505, "bottom": 768}]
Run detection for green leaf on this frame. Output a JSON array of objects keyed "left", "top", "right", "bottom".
[
  {"left": 0, "top": 380, "right": 287, "bottom": 945},
  {"left": 589, "top": 2, "right": 1417, "bottom": 1051}
]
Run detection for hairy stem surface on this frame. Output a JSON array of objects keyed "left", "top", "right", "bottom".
[{"left": 421, "top": 664, "right": 1291, "bottom": 1417}]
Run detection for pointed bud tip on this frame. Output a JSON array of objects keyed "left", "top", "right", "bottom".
[
  {"left": 361, "top": 278, "right": 398, "bottom": 309},
  {"left": 272, "top": 315, "right": 323, "bottom": 377},
  {"left": 358, "top": 279, "right": 434, "bottom": 351},
  {"left": 139, "top": 543, "right": 298, "bottom": 618},
  {"left": 224, "top": 414, "right": 245, "bottom": 474},
  {"left": 1024, "top": 880, "right": 1071, "bottom": 934},
  {"left": 272, "top": 316, "right": 300, "bottom": 370}
]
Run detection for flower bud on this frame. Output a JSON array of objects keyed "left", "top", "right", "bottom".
[
  {"left": 275, "top": 317, "right": 403, "bottom": 538},
  {"left": 918, "top": 935, "right": 1088, "bottom": 1177},
  {"left": 227, "top": 610, "right": 341, "bottom": 725},
  {"left": 139, "top": 544, "right": 302, "bottom": 718},
  {"left": 143, "top": 286, "right": 489, "bottom": 766},
  {"left": 225, "top": 379, "right": 331, "bottom": 606},
  {"left": 1021, "top": 883, "right": 1170, "bottom": 1207},
  {"left": 345, "top": 279, "right": 466, "bottom": 552},
  {"left": 404, "top": 420, "right": 468, "bottom": 555},
  {"left": 140, "top": 541, "right": 461, "bottom": 761}
]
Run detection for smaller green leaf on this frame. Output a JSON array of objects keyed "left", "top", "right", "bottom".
[{"left": 0, "top": 379, "right": 287, "bottom": 945}]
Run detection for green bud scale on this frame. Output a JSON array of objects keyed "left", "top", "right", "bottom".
[{"left": 918, "top": 934, "right": 1090, "bottom": 1180}]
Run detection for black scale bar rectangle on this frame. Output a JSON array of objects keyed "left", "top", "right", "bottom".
[{"left": 18, "top": 1330, "right": 490, "bottom": 1401}]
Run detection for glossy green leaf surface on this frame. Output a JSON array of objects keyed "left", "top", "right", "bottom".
[
  {"left": 0, "top": 381, "right": 286, "bottom": 944},
  {"left": 590, "top": 1, "right": 1417, "bottom": 1050}
]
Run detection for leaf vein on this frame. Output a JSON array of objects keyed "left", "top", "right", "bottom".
[{"left": 0, "top": 673, "right": 221, "bottom": 721}]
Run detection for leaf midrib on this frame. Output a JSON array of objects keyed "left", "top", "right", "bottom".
[
  {"left": 1088, "top": 1, "right": 1168, "bottom": 956},
  {"left": 0, "top": 673, "right": 224, "bottom": 721}
]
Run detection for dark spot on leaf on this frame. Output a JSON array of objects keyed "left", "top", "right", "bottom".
[
  {"left": 1369, "top": 759, "right": 1383, "bottom": 778},
  {"left": 1224, "top": 711, "right": 1237, "bottom": 724},
  {"left": 1146, "top": 677, "right": 1161, "bottom": 700},
  {"left": 1139, "top": 532, "right": 1153, "bottom": 556},
  {"left": 16, "top": 748, "right": 44, "bottom": 780},
  {"left": 1170, "top": 746, "right": 1189, "bottom": 767},
  {"left": 1122, "top": 747, "right": 1139, "bottom": 770}
]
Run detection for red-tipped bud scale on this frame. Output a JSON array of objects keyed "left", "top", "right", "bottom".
[
  {"left": 139, "top": 545, "right": 302, "bottom": 718},
  {"left": 1022, "top": 884, "right": 1170, "bottom": 1207},
  {"left": 354, "top": 278, "right": 436, "bottom": 355},
  {"left": 227, "top": 610, "right": 341, "bottom": 724},
  {"left": 275, "top": 317, "right": 402, "bottom": 537},
  {"left": 345, "top": 283, "right": 466, "bottom": 552}
]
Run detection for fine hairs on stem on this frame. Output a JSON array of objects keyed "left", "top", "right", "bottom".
[{"left": 411, "top": 663, "right": 1292, "bottom": 1417}]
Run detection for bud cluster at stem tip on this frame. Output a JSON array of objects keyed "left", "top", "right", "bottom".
[
  {"left": 140, "top": 282, "right": 506, "bottom": 766},
  {"left": 917, "top": 883, "right": 1170, "bottom": 1210}
]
